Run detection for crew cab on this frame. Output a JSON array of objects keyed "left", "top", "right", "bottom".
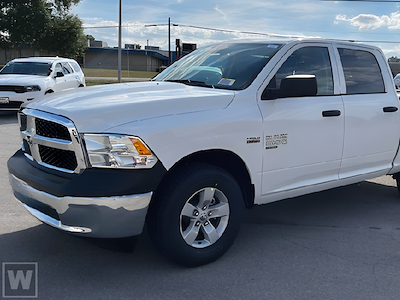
[
  {"left": 0, "top": 57, "right": 85, "bottom": 110},
  {"left": 7, "top": 39, "right": 400, "bottom": 267}
]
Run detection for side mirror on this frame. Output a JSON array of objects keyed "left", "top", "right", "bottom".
[
  {"left": 55, "top": 71, "right": 64, "bottom": 78},
  {"left": 280, "top": 75, "right": 317, "bottom": 98}
]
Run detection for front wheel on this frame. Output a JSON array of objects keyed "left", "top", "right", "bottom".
[
  {"left": 394, "top": 173, "right": 400, "bottom": 194},
  {"left": 147, "top": 163, "right": 245, "bottom": 267}
]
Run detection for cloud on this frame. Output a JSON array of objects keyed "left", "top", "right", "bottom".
[
  {"left": 82, "top": 17, "right": 103, "bottom": 21},
  {"left": 214, "top": 5, "right": 228, "bottom": 21},
  {"left": 81, "top": 15, "right": 322, "bottom": 52},
  {"left": 336, "top": 12, "right": 400, "bottom": 30}
]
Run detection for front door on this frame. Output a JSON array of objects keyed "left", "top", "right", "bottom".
[
  {"left": 258, "top": 43, "right": 344, "bottom": 202},
  {"left": 52, "top": 63, "right": 68, "bottom": 92}
]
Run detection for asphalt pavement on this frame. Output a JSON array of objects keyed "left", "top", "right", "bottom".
[{"left": 1, "top": 111, "right": 400, "bottom": 300}]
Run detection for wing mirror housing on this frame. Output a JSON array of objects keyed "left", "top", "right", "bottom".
[
  {"left": 280, "top": 75, "right": 317, "bottom": 98},
  {"left": 55, "top": 71, "right": 64, "bottom": 78},
  {"left": 262, "top": 74, "right": 318, "bottom": 100}
]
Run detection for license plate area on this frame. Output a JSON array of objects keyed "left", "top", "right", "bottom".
[{"left": 0, "top": 97, "right": 9, "bottom": 104}]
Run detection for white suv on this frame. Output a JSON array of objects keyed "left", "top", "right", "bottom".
[{"left": 0, "top": 57, "right": 85, "bottom": 110}]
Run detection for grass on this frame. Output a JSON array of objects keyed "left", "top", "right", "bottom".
[
  {"left": 83, "top": 68, "right": 158, "bottom": 86},
  {"left": 85, "top": 78, "right": 149, "bottom": 86},
  {"left": 82, "top": 68, "right": 158, "bottom": 79}
]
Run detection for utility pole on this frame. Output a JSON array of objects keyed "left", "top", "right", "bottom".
[
  {"left": 118, "top": 0, "right": 122, "bottom": 83},
  {"left": 168, "top": 17, "right": 172, "bottom": 66},
  {"left": 145, "top": 19, "right": 172, "bottom": 65}
]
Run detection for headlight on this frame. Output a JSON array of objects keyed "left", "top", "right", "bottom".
[
  {"left": 83, "top": 134, "right": 158, "bottom": 169},
  {"left": 15, "top": 85, "right": 41, "bottom": 93}
]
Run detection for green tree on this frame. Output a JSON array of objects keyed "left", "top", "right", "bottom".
[
  {"left": 0, "top": 0, "right": 87, "bottom": 57},
  {"left": 39, "top": 14, "right": 87, "bottom": 57},
  {"left": 0, "top": 0, "right": 50, "bottom": 48},
  {"left": 86, "top": 34, "right": 95, "bottom": 42}
]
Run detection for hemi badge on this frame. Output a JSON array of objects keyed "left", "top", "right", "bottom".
[{"left": 247, "top": 137, "right": 260, "bottom": 144}]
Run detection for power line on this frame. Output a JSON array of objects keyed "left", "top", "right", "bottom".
[
  {"left": 82, "top": 22, "right": 400, "bottom": 45},
  {"left": 82, "top": 25, "right": 143, "bottom": 29},
  {"left": 148, "top": 23, "right": 313, "bottom": 39},
  {"left": 162, "top": 23, "right": 400, "bottom": 44},
  {"left": 322, "top": 0, "right": 400, "bottom": 2}
]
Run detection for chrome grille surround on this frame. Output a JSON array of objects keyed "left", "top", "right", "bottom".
[{"left": 19, "top": 108, "right": 87, "bottom": 174}]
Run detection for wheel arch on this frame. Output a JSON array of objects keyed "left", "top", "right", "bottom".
[{"left": 155, "top": 149, "right": 255, "bottom": 209}]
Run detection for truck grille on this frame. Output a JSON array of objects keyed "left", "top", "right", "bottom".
[
  {"left": 38, "top": 145, "right": 78, "bottom": 170},
  {"left": 35, "top": 118, "right": 72, "bottom": 141},
  {"left": 0, "top": 85, "right": 27, "bottom": 93},
  {"left": 20, "top": 114, "right": 27, "bottom": 131},
  {"left": 18, "top": 108, "right": 86, "bottom": 174}
]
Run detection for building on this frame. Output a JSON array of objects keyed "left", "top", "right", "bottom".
[
  {"left": 90, "top": 40, "right": 109, "bottom": 48},
  {"left": 0, "top": 42, "right": 172, "bottom": 73},
  {"left": 0, "top": 48, "right": 54, "bottom": 65},
  {"left": 83, "top": 47, "right": 171, "bottom": 72}
]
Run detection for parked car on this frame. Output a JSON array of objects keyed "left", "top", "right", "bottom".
[
  {"left": 0, "top": 57, "right": 85, "bottom": 110},
  {"left": 7, "top": 39, "right": 400, "bottom": 267}
]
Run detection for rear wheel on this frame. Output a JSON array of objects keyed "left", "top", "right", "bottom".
[{"left": 147, "top": 163, "right": 244, "bottom": 267}]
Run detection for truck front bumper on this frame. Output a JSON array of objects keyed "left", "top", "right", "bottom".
[
  {"left": 7, "top": 150, "right": 167, "bottom": 238},
  {"left": 9, "top": 173, "right": 152, "bottom": 238}
]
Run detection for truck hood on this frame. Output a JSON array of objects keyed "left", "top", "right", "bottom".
[
  {"left": 24, "top": 81, "right": 236, "bottom": 132},
  {"left": 0, "top": 74, "right": 47, "bottom": 86}
]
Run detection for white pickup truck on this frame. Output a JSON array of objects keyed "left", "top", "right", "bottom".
[{"left": 7, "top": 39, "right": 400, "bottom": 267}]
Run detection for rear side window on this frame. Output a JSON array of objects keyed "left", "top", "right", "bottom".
[
  {"left": 62, "top": 62, "right": 73, "bottom": 74},
  {"left": 338, "top": 48, "right": 385, "bottom": 94},
  {"left": 70, "top": 61, "right": 82, "bottom": 73}
]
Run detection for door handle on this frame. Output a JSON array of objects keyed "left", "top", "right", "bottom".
[
  {"left": 383, "top": 106, "right": 398, "bottom": 113},
  {"left": 322, "top": 110, "right": 341, "bottom": 117}
]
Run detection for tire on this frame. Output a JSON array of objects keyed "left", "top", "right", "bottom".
[
  {"left": 394, "top": 174, "right": 400, "bottom": 194},
  {"left": 147, "top": 163, "right": 245, "bottom": 267}
]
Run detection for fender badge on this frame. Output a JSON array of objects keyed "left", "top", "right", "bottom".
[{"left": 247, "top": 137, "right": 260, "bottom": 144}]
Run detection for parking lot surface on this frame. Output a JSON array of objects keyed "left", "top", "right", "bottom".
[{"left": 1, "top": 111, "right": 400, "bottom": 300}]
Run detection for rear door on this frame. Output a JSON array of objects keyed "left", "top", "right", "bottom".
[{"left": 334, "top": 45, "right": 400, "bottom": 178}]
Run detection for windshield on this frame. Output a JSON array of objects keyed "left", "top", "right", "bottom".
[
  {"left": 0, "top": 62, "right": 52, "bottom": 76},
  {"left": 155, "top": 42, "right": 283, "bottom": 90}
]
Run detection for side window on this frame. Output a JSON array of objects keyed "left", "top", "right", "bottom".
[
  {"left": 62, "top": 62, "right": 73, "bottom": 74},
  {"left": 262, "top": 46, "right": 334, "bottom": 100},
  {"left": 70, "top": 61, "right": 82, "bottom": 73},
  {"left": 338, "top": 48, "right": 385, "bottom": 94}
]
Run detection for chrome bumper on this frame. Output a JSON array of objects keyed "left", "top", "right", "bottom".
[{"left": 9, "top": 174, "right": 152, "bottom": 238}]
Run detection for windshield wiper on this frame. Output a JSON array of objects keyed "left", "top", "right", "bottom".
[{"left": 165, "top": 79, "right": 215, "bottom": 88}]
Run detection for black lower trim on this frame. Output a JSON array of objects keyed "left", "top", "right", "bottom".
[
  {"left": 15, "top": 193, "right": 60, "bottom": 220},
  {"left": 8, "top": 150, "right": 167, "bottom": 197},
  {"left": 0, "top": 101, "right": 23, "bottom": 109}
]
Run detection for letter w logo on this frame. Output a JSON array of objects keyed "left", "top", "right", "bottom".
[{"left": 7, "top": 270, "right": 33, "bottom": 290}]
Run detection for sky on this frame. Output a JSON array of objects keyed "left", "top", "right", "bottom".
[{"left": 71, "top": 0, "right": 400, "bottom": 58}]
